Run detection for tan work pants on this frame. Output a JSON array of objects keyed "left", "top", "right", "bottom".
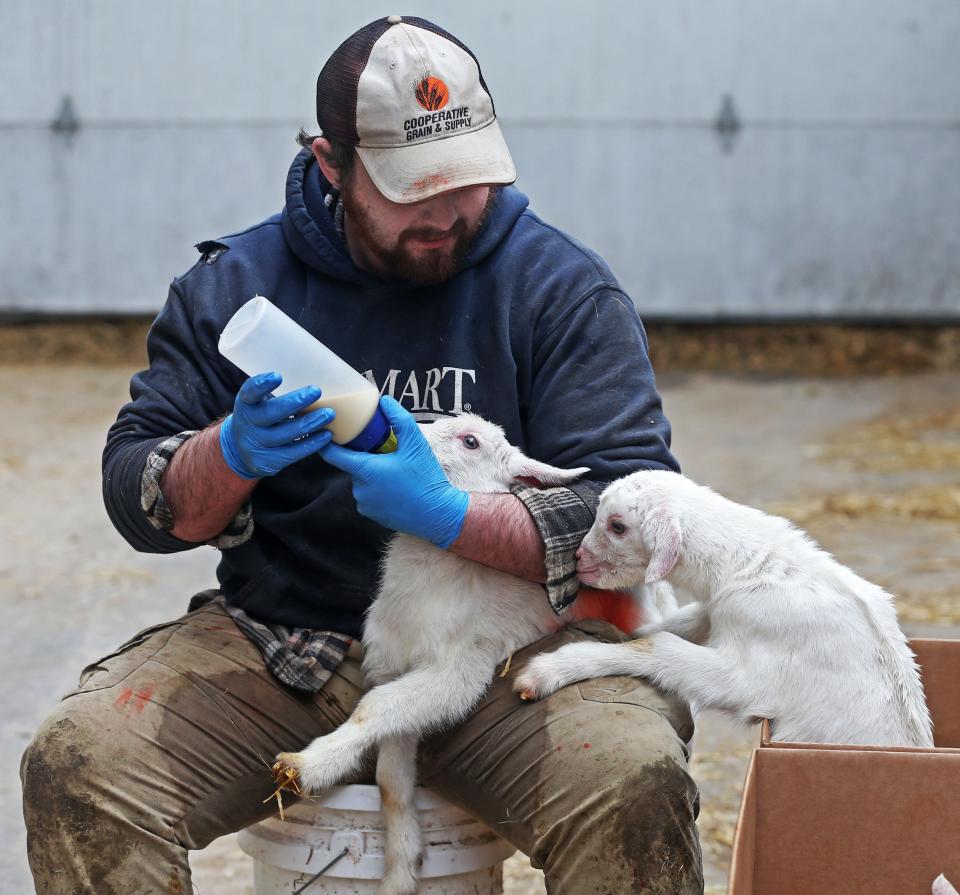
[{"left": 21, "top": 602, "right": 702, "bottom": 894}]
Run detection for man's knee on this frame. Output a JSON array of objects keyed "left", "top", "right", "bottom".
[
  {"left": 607, "top": 753, "right": 702, "bottom": 882},
  {"left": 566, "top": 744, "right": 699, "bottom": 829},
  {"left": 21, "top": 700, "right": 192, "bottom": 894},
  {"left": 22, "top": 704, "right": 108, "bottom": 829},
  {"left": 524, "top": 677, "right": 702, "bottom": 892},
  {"left": 534, "top": 749, "right": 703, "bottom": 893},
  {"left": 21, "top": 704, "right": 125, "bottom": 888}
]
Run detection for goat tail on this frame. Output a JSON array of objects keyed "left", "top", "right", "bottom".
[{"left": 853, "top": 583, "right": 934, "bottom": 746}]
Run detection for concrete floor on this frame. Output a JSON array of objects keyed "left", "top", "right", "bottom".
[{"left": 2, "top": 365, "right": 958, "bottom": 894}]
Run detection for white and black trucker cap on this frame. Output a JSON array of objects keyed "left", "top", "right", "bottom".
[{"left": 315, "top": 15, "right": 516, "bottom": 204}]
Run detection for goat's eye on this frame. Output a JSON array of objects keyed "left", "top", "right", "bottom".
[
  {"left": 463, "top": 435, "right": 480, "bottom": 450},
  {"left": 609, "top": 519, "right": 627, "bottom": 536}
]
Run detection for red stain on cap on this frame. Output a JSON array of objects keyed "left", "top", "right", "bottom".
[{"left": 410, "top": 172, "right": 450, "bottom": 193}]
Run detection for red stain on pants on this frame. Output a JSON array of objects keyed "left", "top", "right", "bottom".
[{"left": 114, "top": 683, "right": 156, "bottom": 715}]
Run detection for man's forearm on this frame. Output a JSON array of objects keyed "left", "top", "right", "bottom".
[
  {"left": 163, "top": 422, "right": 257, "bottom": 542},
  {"left": 449, "top": 493, "right": 546, "bottom": 583}
]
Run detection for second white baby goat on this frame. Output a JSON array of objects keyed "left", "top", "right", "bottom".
[{"left": 514, "top": 470, "right": 934, "bottom": 748}]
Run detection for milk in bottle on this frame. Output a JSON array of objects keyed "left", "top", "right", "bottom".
[{"left": 218, "top": 295, "right": 396, "bottom": 453}]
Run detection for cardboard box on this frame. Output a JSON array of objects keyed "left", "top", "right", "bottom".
[{"left": 729, "top": 639, "right": 960, "bottom": 895}]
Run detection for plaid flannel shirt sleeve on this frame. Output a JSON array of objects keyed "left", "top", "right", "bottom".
[
  {"left": 140, "top": 431, "right": 253, "bottom": 549},
  {"left": 510, "top": 480, "right": 606, "bottom": 613}
]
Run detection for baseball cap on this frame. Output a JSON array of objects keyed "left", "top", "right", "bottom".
[{"left": 315, "top": 15, "right": 516, "bottom": 204}]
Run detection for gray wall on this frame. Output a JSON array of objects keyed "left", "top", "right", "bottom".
[{"left": 2, "top": 1, "right": 958, "bottom": 318}]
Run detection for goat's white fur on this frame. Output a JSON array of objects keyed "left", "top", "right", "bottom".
[
  {"left": 933, "top": 874, "right": 960, "bottom": 895},
  {"left": 275, "top": 415, "right": 639, "bottom": 895},
  {"left": 514, "top": 470, "right": 934, "bottom": 747}
]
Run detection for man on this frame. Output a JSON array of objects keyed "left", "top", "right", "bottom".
[{"left": 21, "top": 16, "right": 703, "bottom": 894}]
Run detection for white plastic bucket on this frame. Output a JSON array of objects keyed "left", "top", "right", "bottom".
[{"left": 238, "top": 784, "right": 516, "bottom": 894}]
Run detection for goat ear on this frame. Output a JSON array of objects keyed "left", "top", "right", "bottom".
[
  {"left": 644, "top": 509, "right": 682, "bottom": 583},
  {"left": 511, "top": 455, "right": 590, "bottom": 487}
]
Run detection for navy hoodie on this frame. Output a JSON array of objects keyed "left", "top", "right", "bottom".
[{"left": 103, "top": 149, "right": 678, "bottom": 635}]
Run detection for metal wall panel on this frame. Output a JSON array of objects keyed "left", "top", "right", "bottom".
[{"left": 1, "top": 1, "right": 958, "bottom": 317}]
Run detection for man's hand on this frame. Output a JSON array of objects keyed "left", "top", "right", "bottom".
[
  {"left": 320, "top": 396, "right": 469, "bottom": 548},
  {"left": 220, "top": 372, "right": 335, "bottom": 479}
]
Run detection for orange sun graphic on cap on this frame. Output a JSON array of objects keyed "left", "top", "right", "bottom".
[{"left": 414, "top": 74, "right": 449, "bottom": 111}]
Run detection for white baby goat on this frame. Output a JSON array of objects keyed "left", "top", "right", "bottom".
[
  {"left": 274, "top": 415, "right": 600, "bottom": 895},
  {"left": 514, "top": 470, "right": 934, "bottom": 747}
]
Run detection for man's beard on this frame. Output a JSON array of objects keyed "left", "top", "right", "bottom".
[{"left": 340, "top": 188, "right": 498, "bottom": 285}]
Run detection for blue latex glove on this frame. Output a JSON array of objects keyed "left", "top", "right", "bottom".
[
  {"left": 319, "top": 396, "right": 470, "bottom": 548},
  {"left": 219, "top": 372, "right": 335, "bottom": 479}
]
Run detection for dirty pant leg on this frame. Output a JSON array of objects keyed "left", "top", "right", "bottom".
[
  {"left": 421, "top": 619, "right": 704, "bottom": 895},
  {"left": 19, "top": 604, "right": 366, "bottom": 895}
]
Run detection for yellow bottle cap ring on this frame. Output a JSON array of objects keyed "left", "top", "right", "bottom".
[{"left": 375, "top": 430, "right": 399, "bottom": 453}]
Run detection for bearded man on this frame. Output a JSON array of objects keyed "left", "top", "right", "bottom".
[{"left": 21, "top": 16, "right": 703, "bottom": 894}]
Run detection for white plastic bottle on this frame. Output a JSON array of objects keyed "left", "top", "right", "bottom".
[{"left": 218, "top": 296, "right": 397, "bottom": 453}]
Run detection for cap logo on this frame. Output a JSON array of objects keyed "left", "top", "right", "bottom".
[{"left": 414, "top": 73, "right": 449, "bottom": 111}]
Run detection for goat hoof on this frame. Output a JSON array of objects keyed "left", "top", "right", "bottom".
[
  {"left": 272, "top": 754, "right": 305, "bottom": 794},
  {"left": 514, "top": 659, "right": 563, "bottom": 701}
]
